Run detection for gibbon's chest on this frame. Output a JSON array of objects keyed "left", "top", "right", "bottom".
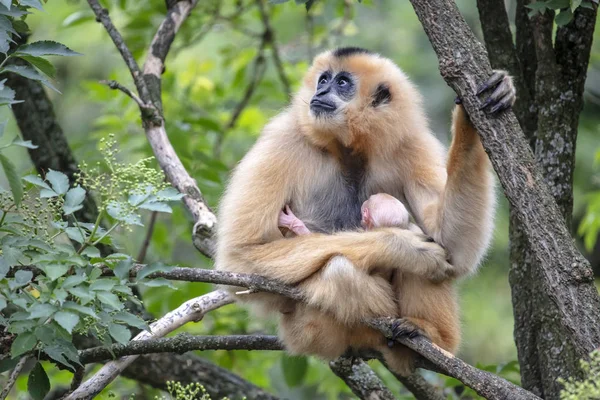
[{"left": 293, "top": 147, "right": 370, "bottom": 234}]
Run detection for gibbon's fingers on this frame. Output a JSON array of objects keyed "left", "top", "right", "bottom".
[
  {"left": 490, "top": 92, "right": 515, "bottom": 114},
  {"left": 389, "top": 318, "right": 428, "bottom": 346},
  {"left": 475, "top": 70, "right": 505, "bottom": 95}
]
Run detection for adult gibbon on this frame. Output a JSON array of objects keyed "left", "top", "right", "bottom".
[{"left": 215, "top": 47, "right": 514, "bottom": 373}]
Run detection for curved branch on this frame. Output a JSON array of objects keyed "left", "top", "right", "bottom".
[
  {"left": 79, "top": 334, "right": 282, "bottom": 364},
  {"left": 329, "top": 357, "right": 397, "bottom": 400},
  {"left": 66, "top": 290, "right": 233, "bottom": 399}
]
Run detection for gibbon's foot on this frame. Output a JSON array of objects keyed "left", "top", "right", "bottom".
[
  {"left": 387, "top": 318, "right": 428, "bottom": 348},
  {"left": 477, "top": 70, "right": 516, "bottom": 114},
  {"left": 454, "top": 96, "right": 462, "bottom": 105}
]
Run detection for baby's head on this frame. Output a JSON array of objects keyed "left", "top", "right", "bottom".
[{"left": 361, "top": 193, "right": 410, "bottom": 230}]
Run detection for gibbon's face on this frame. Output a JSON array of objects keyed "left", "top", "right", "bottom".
[{"left": 301, "top": 47, "right": 403, "bottom": 136}]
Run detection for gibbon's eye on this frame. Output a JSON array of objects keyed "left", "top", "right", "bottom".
[
  {"left": 337, "top": 77, "right": 349, "bottom": 87},
  {"left": 319, "top": 75, "right": 328, "bottom": 85}
]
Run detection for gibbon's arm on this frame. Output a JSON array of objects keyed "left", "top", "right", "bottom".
[
  {"left": 405, "top": 105, "right": 494, "bottom": 277},
  {"left": 216, "top": 131, "right": 452, "bottom": 284}
]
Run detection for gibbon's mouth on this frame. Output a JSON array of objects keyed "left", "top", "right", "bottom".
[{"left": 310, "top": 99, "right": 337, "bottom": 115}]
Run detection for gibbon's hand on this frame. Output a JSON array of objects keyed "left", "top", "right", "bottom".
[
  {"left": 411, "top": 233, "right": 454, "bottom": 283},
  {"left": 454, "top": 70, "right": 516, "bottom": 113},
  {"left": 477, "top": 70, "right": 516, "bottom": 113}
]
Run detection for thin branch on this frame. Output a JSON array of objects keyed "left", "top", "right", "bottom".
[
  {"left": 394, "top": 374, "right": 445, "bottom": 400},
  {"left": 136, "top": 211, "right": 158, "bottom": 263},
  {"left": 329, "top": 356, "right": 397, "bottom": 400},
  {"left": 214, "top": 38, "right": 268, "bottom": 156},
  {"left": 256, "top": 0, "right": 291, "bottom": 98},
  {"left": 66, "top": 290, "right": 233, "bottom": 399},
  {"left": 100, "top": 79, "right": 147, "bottom": 109},
  {"left": 79, "top": 334, "right": 282, "bottom": 364},
  {"left": 87, "top": 0, "right": 150, "bottom": 102},
  {"left": 367, "top": 319, "right": 539, "bottom": 400},
  {"left": 0, "top": 356, "right": 29, "bottom": 400}
]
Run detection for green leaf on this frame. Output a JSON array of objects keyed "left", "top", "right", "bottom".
[
  {"left": 40, "top": 188, "right": 58, "bottom": 198},
  {"left": 54, "top": 311, "right": 79, "bottom": 334},
  {"left": 14, "top": 40, "right": 82, "bottom": 57},
  {"left": 15, "top": 54, "right": 56, "bottom": 78},
  {"left": 136, "top": 262, "right": 173, "bottom": 280},
  {"left": 140, "top": 278, "right": 175, "bottom": 289},
  {"left": 14, "top": 269, "right": 33, "bottom": 285},
  {"left": 38, "top": 262, "right": 69, "bottom": 281},
  {"left": 65, "top": 227, "right": 86, "bottom": 243},
  {"left": 0, "top": 357, "right": 19, "bottom": 373},
  {"left": 28, "top": 303, "right": 57, "bottom": 319},
  {"left": 63, "top": 186, "right": 85, "bottom": 215},
  {"left": 555, "top": 8, "right": 574, "bottom": 25},
  {"left": 43, "top": 345, "right": 75, "bottom": 369},
  {"left": 108, "top": 323, "right": 131, "bottom": 344},
  {"left": 19, "top": 0, "right": 44, "bottom": 10},
  {"left": 63, "top": 301, "right": 97, "bottom": 318},
  {"left": 45, "top": 169, "right": 69, "bottom": 195},
  {"left": 525, "top": 1, "right": 548, "bottom": 9},
  {"left": 81, "top": 246, "right": 100, "bottom": 258},
  {"left": 0, "top": 153, "right": 23, "bottom": 207},
  {"left": 62, "top": 10, "right": 94, "bottom": 27},
  {"left": 269, "top": 0, "right": 290, "bottom": 3},
  {"left": 114, "top": 258, "right": 133, "bottom": 280},
  {"left": 106, "top": 201, "right": 142, "bottom": 226},
  {"left": 0, "top": 4, "right": 28, "bottom": 17},
  {"left": 571, "top": 0, "right": 583, "bottom": 11},
  {"left": 138, "top": 201, "right": 172, "bottom": 213},
  {"left": 0, "top": 256, "right": 8, "bottom": 279},
  {"left": 281, "top": 355, "right": 308, "bottom": 387},
  {"left": 0, "top": 64, "right": 59, "bottom": 93},
  {"left": 89, "top": 279, "right": 116, "bottom": 292},
  {"left": 0, "top": 78, "right": 19, "bottom": 106},
  {"left": 113, "top": 311, "right": 148, "bottom": 330},
  {"left": 11, "top": 332, "right": 37, "bottom": 357},
  {"left": 156, "top": 187, "right": 185, "bottom": 201},
  {"left": 0, "top": 296, "right": 6, "bottom": 310},
  {"left": 11, "top": 138, "right": 37, "bottom": 149},
  {"left": 23, "top": 174, "right": 51, "bottom": 190},
  {"left": 28, "top": 362, "right": 50, "bottom": 400},
  {"left": 97, "top": 291, "right": 124, "bottom": 310},
  {"left": 67, "top": 285, "right": 95, "bottom": 305},
  {"left": 0, "top": 0, "right": 10, "bottom": 9},
  {"left": 62, "top": 273, "right": 87, "bottom": 288}
]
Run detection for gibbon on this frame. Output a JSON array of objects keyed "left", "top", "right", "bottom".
[{"left": 215, "top": 47, "right": 514, "bottom": 374}]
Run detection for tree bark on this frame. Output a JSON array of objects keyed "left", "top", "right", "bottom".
[{"left": 408, "top": 2, "right": 600, "bottom": 399}]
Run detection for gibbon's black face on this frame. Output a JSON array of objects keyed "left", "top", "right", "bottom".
[{"left": 310, "top": 70, "right": 356, "bottom": 117}]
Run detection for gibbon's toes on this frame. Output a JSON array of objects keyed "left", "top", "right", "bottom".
[
  {"left": 477, "top": 70, "right": 516, "bottom": 114},
  {"left": 387, "top": 319, "right": 427, "bottom": 348}
]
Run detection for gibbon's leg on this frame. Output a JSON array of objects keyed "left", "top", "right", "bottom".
[
  {"left": 279, "top": 303, "right": 350, "bottom": 359},
  {"left": 408, "top": 71, "right": 515, "bottom": 277},
  {"left": 300, "top": 255, "right": 397, "bottom": 324},
  {"left": 233, "top": 228, "right": 452, "bottom": 286}
]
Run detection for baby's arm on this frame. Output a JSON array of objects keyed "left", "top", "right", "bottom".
[{"left": 279, "top": 205, "right": 311, "bottom": 236}]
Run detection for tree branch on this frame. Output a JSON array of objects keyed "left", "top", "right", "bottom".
[
  {"left": 86, "top": 0, "right": 150, "bottom": 102},
  {"left": 79, "top": 334, "right": 282, "bottom": 364},
  {"left": 329, "top": 356, "right": 397, "bottom": 400},
  {"left": 66, "top": 290, "right": 233, "bottom": 399},
  {"left": 0, "top": 356, "right": 29, "bottom": 400},
  {"left": 256, "top": 0, "right": 291, "bottom": 98}
]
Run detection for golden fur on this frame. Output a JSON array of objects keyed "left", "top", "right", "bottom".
[{"left": 215, "top": 49, "right": 497, "bottom": 374}]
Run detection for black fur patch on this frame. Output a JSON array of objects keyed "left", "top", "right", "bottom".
[
  {"left": 372, "top": 83, "right": 391, "bottom": 107},
  {"left": 333, "top": 47, "right": 372, "bottom": 58}
]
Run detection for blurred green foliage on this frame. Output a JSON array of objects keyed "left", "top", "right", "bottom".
[{"left": 0, "top": 0, "right": 599, "bottom": 398}]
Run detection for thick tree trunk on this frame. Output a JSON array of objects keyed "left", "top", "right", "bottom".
[{"left": 409, "top": 1, "right": 600, "bottom": 399}]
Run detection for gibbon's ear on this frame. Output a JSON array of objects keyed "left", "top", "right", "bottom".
[{"left": 372, "top": 83, "right": 392, "bottom": 107}]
